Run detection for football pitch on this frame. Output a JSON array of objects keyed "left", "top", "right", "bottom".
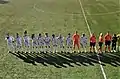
[{"left": 0, "top": 0, "right": 120, "bottom": 79}]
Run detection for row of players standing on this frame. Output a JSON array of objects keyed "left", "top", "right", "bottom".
[
  {"left": 5, "top": 31, "right": 88, "bottom": 53},
  {"left": 5, "top": 31, "right": 120, "bottom": 53}
]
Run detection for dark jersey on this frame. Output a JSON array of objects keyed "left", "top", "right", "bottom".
[{"left": 112, "top": 36, "right": 117, "bottom": 43}]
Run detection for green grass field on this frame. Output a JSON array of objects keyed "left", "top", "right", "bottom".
[{"left": 0, "top": 0, "right": 120, "bottom": 79}]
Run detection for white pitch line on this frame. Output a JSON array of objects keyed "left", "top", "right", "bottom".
[
  {"left": 33, "top": 4, "right": 120, "bottom": 16},
  {"left": 77, "top": 0, "right": 107, "bottom": 79}
]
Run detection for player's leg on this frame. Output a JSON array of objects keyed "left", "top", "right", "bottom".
[
  {"left": 69, "top": 44, "right": 72, "bottom": 53},
  {"left": 104, "top": 41, "right": 108, "bottom": 52},
  {"left": 26, "top": 42, "right": 30, "bottom": 53},
  {"left": 77, "top": 43, "right": 80, "bottom": 52},
  {"left": 111, "top": 42, "right": 114, "bottom": 52},
  {"left": 114, "top": 42, "right": 117, "bottom": 52},
  {"left": 53, "top": 45, "right": 57, "bottom": 53},
  {"left": 73, "top": 42, "right": 76, "bottom": 52},
  {"left": 8, "top": 43, "right": 13, "bottom": 53},
  {"left": 44, "top": 43, "right": 47, "bottom": 53},
  {"left": 42, "top": 43, "right": 45, "bottom": 52},
  {"left": 60, "top": 43, "right": 64, "bottom": 52},
  {"left": 80, "top": 43, "right": 84, "bottom": 52},
  {"left": 45, "top": 43, "right": 50, "bottom": 53},
  {"left": 39, "top": 43, "right": 42, "bottom": 52},
  {"left": 93, "top": 43, "right": 96, "bottom": 53},
  {"left": 66, "top": 43, "right": 70, "bottom": 53},
  {"left": 118, "top": 45, "right": 120, "bottom": 52},
  {"left": 108, "top": 41, "right": 111, "bottom": 52},
  {"left": 16, "top": 44, "right": 20, "bottom": 52},
  {"left": 90, "top": 42, "right": 92, "bottom": 52},
  {"left": 98, "top": 42, "right": 102, "bottom": 53},
  {"left": 24, "top": 42, "right": 28, "bottom": 53},
  {"left": 35, "top": 43, "right": 38, "bottom": 53},
  {"left": 83, "top": 43, "right": 87, "bottom": 53},
  {"left": 48, "top": 44, "right": 51, "bottom": 53}
]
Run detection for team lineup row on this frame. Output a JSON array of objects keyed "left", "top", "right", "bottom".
[{"left": 5, "top": 31, "right": 120, "bottom": 53}]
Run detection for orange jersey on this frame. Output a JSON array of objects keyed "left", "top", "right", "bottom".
[
  {"left": 99, "top": 36, "right": 104, "bottom": 42},
  {"left": 90, "top": 36, "right": 96, "bottom": 43},
  {"left": 72, "top": 34, "right": 80, "bottom": 43},
  {"left": 104, "top": 34, "right": 112, "bottom": 41}
]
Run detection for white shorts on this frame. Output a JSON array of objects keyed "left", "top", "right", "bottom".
[
  {"left": 81, "top": 42, "right": 87, "bottom": 48},
  {"left": 24, "top": 41, "right": 30, "bottom": 47},
  {"left": 45, "top": 42, "right": 50, "bottom": 47},
  {"left": 38, "top": 42, "right": 44, "bottom": 46}
]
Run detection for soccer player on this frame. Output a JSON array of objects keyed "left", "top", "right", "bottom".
[
  {"left": 90, "top": 33, "right": 96, "bottom": 53},
  {"left": 98, "top": 33, "right": 104, "bottom": 53},
  {"left": 66, "top": 33, "right": 72, "bottom": 53},
  {"left": 15, "top": 33, "right": 22, "bottom": 52},
  {"left": 57, "top": 34, "right": 64, "bottom": 52},
  {"left": 23, "top": 30, "right": 30, "bottom": 53},
  {"left": 72, "top": 31, "right": 80, "bottom": 52},
  {"left": 80, "top": 33, "right": 87, "bottom": 53},
  {"left": 111, "top": 34, "right": 117, "bottom": 52},
  {"left": 5, "top": 33, "right": 15, "bottom": 52},
  {"left": 38, "top": 33, "right": 44, "bottom": 52},
  {"left": 44, "top": 33, "right": 51, "bottom": 52},
  {"left": 31, "top": 34, "right": 38, "bottom": 52},
  {"left": 104, "top": 32, "right": 112, "bottom": 52},
  {"left": 51, "top": 34, "right": 58, "bottom": 53},
  {"left": 117, "top": 35, "right": 120, "bottom": 52}
]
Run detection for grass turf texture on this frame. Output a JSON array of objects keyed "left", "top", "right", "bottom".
[{"left": 0, "top": 0, "right": 120, "bottom": 79}]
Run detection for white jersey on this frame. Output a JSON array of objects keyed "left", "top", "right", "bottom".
[
  {"left": 23, "top": 35, "right": 30, "bottom": 46},
  {"left": 32, "top": 37, "right": 38, "bottom": 46},
  {"left": 80, "top": 36, "right": 87, "bottom": 44},
  {"left": 66, "top": 36, "right": 72, "bottom": 46},
  {"left": 16, "top": 36, "right": 22, "bottom": 46},
  {"left": 52, "top": 37, "right": 58, "bottom": 46},
  {"left": 44, "top": 36, "right": 51, "bottom": 46},
  {"left": 38, "top": 36, "right": 44, "bottom": 46},
  {"left": 5, "top": 36, "right": 14, "bottom": 45},
  {"left": 57, "top": 36, "right": 64, "bottom": 47}
]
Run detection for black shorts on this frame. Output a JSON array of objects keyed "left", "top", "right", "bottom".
[
  {"left": 90, "top": 42, "right": 96, "bottom": 47},
  {"left": 99, "top": 42, "right": 103, "bottom": 47},
  {"left": 105, "top": 41, "right": 111, "bottom": 46},
  {"left": 112, "top": 42, "right": 116, "bottom": 47}
]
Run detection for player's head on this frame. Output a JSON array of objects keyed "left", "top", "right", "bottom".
[
  {"left": 75, "top": 31, "right": 78, "bottom": 34},
  {"left": 6, "top": 33, "right": 9, "bottom": 36},
  {"left": 39, "top": 33, "right": 41, "bottom": 37},
  {"left": 92, "top": 33, "right": 95, "bottom": 36},
  {"left": 68, "top": 33, "right": 71, "bottom": 37},
  {"left": 52, "top": 34, "right": 55, "bottom": 38},
  {"left": 107, "top": 31, "right": 110, "bottom": 35},
  {"left": 24, "top": 30, "right": 27, "bottom": 35},
  {"left": 113, "top": 34, "right": 116, "bottom": 37},
  {"left": 59, "top": 34, "right": 62, "bottom": 38},
  {"left": 82, "top": 33, "right": 85, "bottom": 37},
  {"left": 6, "top": 33, "right": 9, "bottom": 39},
  {"left": 31, "top": 34, "right": 35, "bottom": 39},
  {"left": 16, "top": 33, "right": 19, "bottom": 37},
  {"left": 45, "top": 33, "right": 48, "bottom": 37},
  {"left": 100, "top": 33, "right": 103, "bottom": 36}
]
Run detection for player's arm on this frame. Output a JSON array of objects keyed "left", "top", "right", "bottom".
[{"left": 12, "top": 36, "right": 15, "bottom": 43}]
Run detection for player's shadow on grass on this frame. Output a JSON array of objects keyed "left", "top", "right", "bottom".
[
  {"left": 99, "top": 53, "right": 120, "bottom": 67},
  {"left": 10, "top": 51, "right": 107, "bottom": 68},
  {"left": 58, "top": 53, "right": 100, "bottom": 66},
  {"left": 0, "top": 0, "right": 9, "bottom": 4}
]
